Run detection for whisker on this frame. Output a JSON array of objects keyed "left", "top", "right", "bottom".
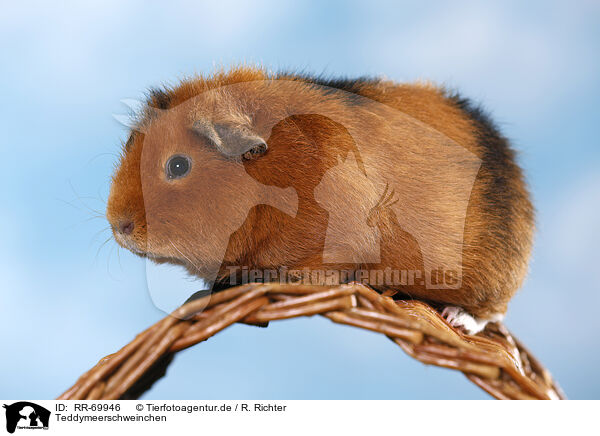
[
  {"left": 65, "top": 180, "right": 106, "bottom": 217},
  {"left": 95, "top": 235, "right": 113, "bottom": 262},
  {"left": 85, "top": 152, "right": 120, "bottom": 167},
  {"left": 116, "top": 243, "right": 123, "bottom": 271},
  {"left": 106, "top": 242, "right": 115, "bottom": 279},
  {"left": 84, "top": 215, "right": 107, "bottom": 223},
  {"left": 56, "top": 197, "right": 104, "bottom": 217},
  {"left": 90, "top": 226, "right": 111, "bottom": 244}
]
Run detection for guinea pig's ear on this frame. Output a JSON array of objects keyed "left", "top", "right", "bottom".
[{"left": 192, "top": 120, "right": 267, "bottom": 160}]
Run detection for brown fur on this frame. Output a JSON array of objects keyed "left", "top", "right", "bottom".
[{"left": 106, "top": 66, "right": 534, "bottom": 318}]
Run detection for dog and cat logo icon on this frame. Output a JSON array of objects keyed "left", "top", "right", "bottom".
[{"left": 2, "top": 402, "right": 50, "bottom": 433}]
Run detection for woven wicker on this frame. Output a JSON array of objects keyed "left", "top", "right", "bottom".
[{"left": 57, "top": 282, "right": 565, "bottom": 400}]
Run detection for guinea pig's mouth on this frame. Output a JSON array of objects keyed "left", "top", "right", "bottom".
[
  {"left": 113, "top": 231, "right": 207, "bottom": 279},
  {"left": 112, "top": 230, "right": 149, "bottom": 257},
  {"left": 113, "top": 230, "right": 179, "bottom": 264}
]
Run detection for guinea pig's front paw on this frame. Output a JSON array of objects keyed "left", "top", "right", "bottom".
[{"left": 441, "top": 306, "right": 503, "bottom": 335}]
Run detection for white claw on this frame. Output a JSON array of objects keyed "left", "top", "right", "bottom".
[{"left": 441, "top": 306, "right": 504, "bottom": 335}]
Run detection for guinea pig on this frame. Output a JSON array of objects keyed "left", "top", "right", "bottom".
[{"left": 106, "top": 66, "right": 534, "bottom": 334}]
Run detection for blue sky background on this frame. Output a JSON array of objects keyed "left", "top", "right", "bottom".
[{"left": 1, "top": 0, "right": 599, "bottom": 399}]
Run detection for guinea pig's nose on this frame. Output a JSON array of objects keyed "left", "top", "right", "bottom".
[{"left": 119, "top": 220, "right": 135, "bottom": 235}]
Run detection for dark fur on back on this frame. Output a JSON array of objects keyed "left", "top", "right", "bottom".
[
  {"left": 276, "top": 72, "right": 382, "bottom": 104},
  {"left": 449, "top": 91, "right": 534, "bottom": 238}
]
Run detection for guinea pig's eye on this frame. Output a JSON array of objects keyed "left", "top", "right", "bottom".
[{"left": 165, "top": 155, "right": 191, "bottom": 180}]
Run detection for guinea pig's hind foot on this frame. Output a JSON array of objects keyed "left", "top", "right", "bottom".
[{"left": 441, "top": 306, "right": 504, "bottom": 335}]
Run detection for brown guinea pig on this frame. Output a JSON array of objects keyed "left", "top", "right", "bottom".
[{"left": 106, "top": 66, "right": 534, "bottom": 334}]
